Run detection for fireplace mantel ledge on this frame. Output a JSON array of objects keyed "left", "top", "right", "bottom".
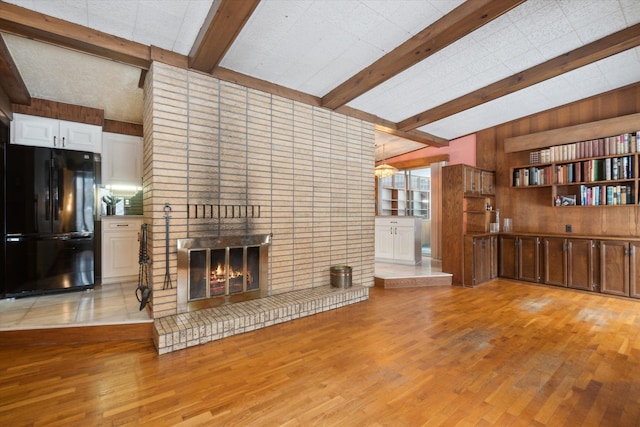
[{"left": 153, "top": 285, "right": 369, "bottom": 354}]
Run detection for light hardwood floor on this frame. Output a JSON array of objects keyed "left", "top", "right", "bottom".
[{"left": 2, "top": 280, "right": 640, "bottom": 426}]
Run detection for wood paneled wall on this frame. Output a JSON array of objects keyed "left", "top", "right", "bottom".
[
  {"left": 103, "top": 119, "right": 143, "bottom": 137},
  {"left": 13, "top": 98, "right": 104, "bottom": 126},
  {"left": 430, "top": 161, "right": 443, "bottom": 259},
  {"left": 484, "top": 82, "right": 640, "bottom": 237}
]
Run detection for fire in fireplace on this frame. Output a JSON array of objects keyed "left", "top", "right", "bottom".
[{"left": 177, "top": 234, "right": 271, "bottom": 313}]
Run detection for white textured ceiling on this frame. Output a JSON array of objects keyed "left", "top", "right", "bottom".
[
  {"left": 3, "top": 33, "right": 144, "bottom": 123},
  {"left": 2, "top": 0, "right": 640, "bottom": 156},
  {"left": 220, "top": 0, "right": 465, "bottom": 97}
]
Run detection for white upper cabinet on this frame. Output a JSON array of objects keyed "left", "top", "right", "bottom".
[
  {"left": 10, "top": 113, "right": 102, "bottom": 153},
  {"left": 10, "top": 114, "right": 58, "bottom": 147},
  {"left": 59, "top": 120, "right": 103, "bottom": 153},
  {"left": 101, "top": 132, "right": 143, "bottom": 186}
]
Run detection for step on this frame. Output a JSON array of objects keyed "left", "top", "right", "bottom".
[
  {"left": 153, "top": 285, "right": 369, "bottom": 355},
  {"left": 374, "top": 273, "right": 452, "bottom": 288}
]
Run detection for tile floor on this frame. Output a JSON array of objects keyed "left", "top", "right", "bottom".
[
  {"left": 374, "top": 256, "right": 447, "bottom": 280},
  {"left": 0, "top": 257, "right": 443, "bottom": 331},
  {"left": 0, "top": 281, "right": 152, "bottom": 331}
]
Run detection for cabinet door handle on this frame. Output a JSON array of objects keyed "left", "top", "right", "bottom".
[
  {"left": 53, "top": 136, "right": 57, "bottom": 147},
  {"left": 395, "top": 227, "right": 398, "bottom": 235},
  {"left": 116, "top": 224, "right": 129, "bottom": 227},
  {"left": 62, "top": 137, "right": 66, "bottom": 147},
  {"left": 389, "top": 227, "right": 393, "bottom": 235}
]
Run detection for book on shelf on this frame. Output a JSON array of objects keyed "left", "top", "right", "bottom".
[
  {"left": 514, "top": 166, "right": 551, "bottom": 187},
  {"left": 538, "top": 131, "right": 640, "bottom": 163},
  {"left": 576, "top": 184, "right": 628, "bottom": 206}
]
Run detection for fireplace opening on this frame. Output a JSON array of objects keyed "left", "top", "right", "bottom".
[{"left": 177, "top": 234, "right": 270, "bottom": 313}]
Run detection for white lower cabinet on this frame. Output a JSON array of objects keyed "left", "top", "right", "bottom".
[
  {"left": 375, "top": 216, "right": 422, "bottom": 264},
  {"left": 101, "top": 217, "right": 142, "bottom": 284}
]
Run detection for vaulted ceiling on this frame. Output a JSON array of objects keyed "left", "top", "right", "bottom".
[{"left": 0, "top": 0, "right": 639, "bottom": 160}]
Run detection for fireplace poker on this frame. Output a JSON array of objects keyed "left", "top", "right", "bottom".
[{"left": 163, "top": 203, "right": 173, "bottom": 289}]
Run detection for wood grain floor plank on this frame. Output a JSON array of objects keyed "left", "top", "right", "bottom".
[{"left": 2, "top": 281, "right": 640, "bottom": 425}]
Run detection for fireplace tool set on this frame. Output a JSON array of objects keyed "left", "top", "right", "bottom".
[
  {"left": 135, "top": 204, "right": 173, "bottom": 311},
  {"left": 163, "top": 203, "right": 173, "bottom": 290},
  {"left": 136, "top": 223, "right": 151, "bottom": 311}
]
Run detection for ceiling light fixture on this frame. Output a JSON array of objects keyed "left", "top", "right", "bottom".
[{"left": 374, "top": 144, "right": 398, "bottom": 178}]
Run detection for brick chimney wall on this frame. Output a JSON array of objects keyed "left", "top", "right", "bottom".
[{"left": 143, "top": 62, "right": 375, "bottom": 318}]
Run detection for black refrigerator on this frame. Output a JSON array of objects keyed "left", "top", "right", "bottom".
[{"left": 2, "top": 144, "right": 96, "bottom": 298}]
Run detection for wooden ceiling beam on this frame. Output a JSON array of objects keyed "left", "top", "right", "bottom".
[
  {"left": 386, "top": 154, "right": 450, "bottom": 170},
  {"left": 0, "top": 87, "right": 11, "bottom": 126},
  {"left": 398, "top": 22, "right": 640, "bottom": 132},
  {"left": 0, "top": 33, "right": 30, "bottom": 122},
  {"left": 321, "top": 0, "right": 526, "bottom": 110},
  {"left": 189, "top": 0, "right": 261, "bottom": 73},
  {"left": 0, "top": 2, "right": 151, "bottom": 68},
  {"left": 375, "top": 125, "right": 448, "bottom": 148}
]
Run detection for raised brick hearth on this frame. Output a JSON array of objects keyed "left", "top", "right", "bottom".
[{"left": 153, "top": 285, "right": 368, "bottom": 354}]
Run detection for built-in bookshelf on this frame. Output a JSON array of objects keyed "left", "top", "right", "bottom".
[
  {"left": 378, "top": 171, "right": 431, "bottom": 217},
  {"left": 510, "top": 129, "right": 640, "bottom": 207}
]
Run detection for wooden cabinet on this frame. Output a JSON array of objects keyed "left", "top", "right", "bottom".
[
  {"left": 463, "top": 166, "right": 495, "bottom": 196},
  {"left": 519, "top": 236, "right": 540, "bottom": 283},
  {"left": 600, "top": 240, "right": 630, "bottom": 297},
  {"left": 464, "top": 235, "right": 497, "bottom": 287},
  {"left": 498, "top": 235, "right": 540, "bottom": 283},
  {"left": 481, "top": 171, "right": 495, "bottom": 195},
  {"left": 567, "top": 239, "right": 598, "bottom": 291},
  {"left": 498, "top": 235, "right": 518, "bottom": 279},
  {"left": 101, "top": 217, "right": 142, "bottom": 283},
  {"left": 375, "top": 216, "right": 421, "bottom": 264},
  {"left": 500, "top": 233, "right": 640, "bottom": 299},
  {"left": 464, "top": 166, "right": 480, "bottom": 195},
  {"left": 490, "top": 235, "right": 498, "bottom": 279},
  {"left": 443, "top": 164, "right": 495, "bottom": 285},
  {"left": 543, "top": 237, "right": 565, "bottom": 286},
  {"left": 102, "top": 132, "right": 143, "bottom": 186},
  {"left": 10, "top": 113, "right": 102, "bottom": 153},
  {"left": 630, "top": 242, "right": 640, "bottom": 298},
  {"left": 463, "top": 198, "right": 493, "bottom": 233},
  {"left": 543, "top": 237, "right": 598, "bottom": 291}
]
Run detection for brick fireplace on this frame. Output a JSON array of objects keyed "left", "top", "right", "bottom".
[
  {"left": 143, "top": 61, "right": 376, "bottom": 327},
  {"left": 177, "top": 234, "right": 271, "bottom": 312}
]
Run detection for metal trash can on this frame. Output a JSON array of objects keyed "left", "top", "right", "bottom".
[{"left": 330, "top": 265, "right": 352, "bottom": 288}]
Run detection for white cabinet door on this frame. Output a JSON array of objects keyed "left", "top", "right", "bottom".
[
  {"left": 10, "top": 114, "right": 58, "bottom": 148},
  {"left": 375, "top": 223, "right": 395, "bottom": 260},
  {"left": 102, "top": 132, "right": 143, "bottom": 186},
  {"left": 394, "top": 225, "right": 417, "bottom": 262},
  {"left": 59, "top": 120, "right": 102, "bottom": 153},
  {"left": 102, "top": 218, "right": 142, "bottom": 283}
]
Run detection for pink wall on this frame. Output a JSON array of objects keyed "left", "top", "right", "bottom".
[{"left": 385, "top": 134, "right": 476, "bottom": 166}]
